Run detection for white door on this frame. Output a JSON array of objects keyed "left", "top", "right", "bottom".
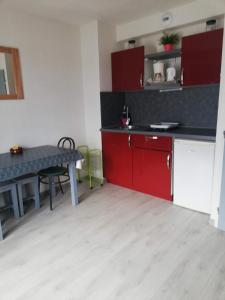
[{"left": 174, "top": 139, "right": 215, "bottom": 214}]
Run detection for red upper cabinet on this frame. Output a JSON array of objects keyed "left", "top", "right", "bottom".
[
  {"left": 102, "top": 132, "right": 133, "bottom": 189},
  {"left": 181, "top": 29, "right": 224, "bottom": 86},
  {"left": 111, "top": 51, "right": 124, "bottom": 91},
  {"left": 111, "top": 46, "right": 144, "bottom": 92}
]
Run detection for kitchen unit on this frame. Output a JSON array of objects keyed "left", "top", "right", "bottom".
[
  {"left": 173, "top": 139, "right": 215, "bottom": 213},
  {"left": 104, "top": 26, "right": 222, "bottom": 212},
  {"left": 101, "top": 75, "right": 220, "bottom": 209},
  {"left": 101, "top": 82, "right": 219, "bottom": 210}
]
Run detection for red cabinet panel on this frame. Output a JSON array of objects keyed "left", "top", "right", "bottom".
[
  {"left": 111, "top": 46, "right": 144, "bottom": 92},
  {"left": 111, "top": 51, "right": 124, "bottom": 92},
  {"left": 133, "top": 148, "right": 172, "bottom": 201},
  {"left": 102, "top": 132, "right": 132, "bottom": 188},
  {"left": 132, "top": 134, "right": 172, "bottom": 151},
  {"left": 182, "top": 29, "right": 223, "bottom": 86}
]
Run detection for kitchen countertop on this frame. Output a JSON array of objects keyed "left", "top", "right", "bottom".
[{"left": 101, "top": 125, "right": 216, "bottom": 142}]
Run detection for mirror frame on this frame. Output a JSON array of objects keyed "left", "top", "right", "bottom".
[{"left": 0, "top": 46, "right": 24, "bottom": 100}]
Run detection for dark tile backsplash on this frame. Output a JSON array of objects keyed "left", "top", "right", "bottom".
[
  {"left": 101, "top": 85, "right": 220, "bottom": 129},
  {"left": 100, "top": 92, "right": 125, "bottom": 127}
]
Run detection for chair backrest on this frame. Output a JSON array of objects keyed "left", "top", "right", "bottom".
[{"left": 58, "top": 137, "right": 75, "bottom": 150}]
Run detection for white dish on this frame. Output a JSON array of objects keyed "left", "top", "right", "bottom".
[{"left": 150, "top": 122, "right": 179, "bottom": 129}]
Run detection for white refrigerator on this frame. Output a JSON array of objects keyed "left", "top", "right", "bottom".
[{"left": 174, "top": 139, "right": 215, "bottom": 214}]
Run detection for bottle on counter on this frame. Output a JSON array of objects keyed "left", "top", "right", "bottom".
[{"left": 121, "top": 105, "right": 131, "bottom": 127}]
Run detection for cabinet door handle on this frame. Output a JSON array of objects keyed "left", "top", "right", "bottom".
[
  {"left": 145, "top": 136, "right": 158, "bottom": 140},
  {"left": 181, "top": 68, "right": 184, "bottom": 85},
  {"left": 128, "top": 135, "right": 131, "bottom": 148},
  {"left": 167, "top": 154, "right": 171, "bottom": 170},
  {"left": 140, "top": 73, "right": 143, "bottom": 87}
]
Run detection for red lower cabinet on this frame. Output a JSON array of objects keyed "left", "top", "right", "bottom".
[
  {"left": 102, "top": 132, "right": 173, "bottom": 201},
  {"left": 132, "top": 134, "right": 173, "bottom": 201},
  {"left": 132, "top": 148, "right": 172, "bottom": 201},
  {"left": 102, "top": 132, "right": 132, "bottom": 189}
]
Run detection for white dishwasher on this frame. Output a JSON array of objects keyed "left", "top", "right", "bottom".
[{"left": 173, "top": 139, "right": 215, "bottom": 214}]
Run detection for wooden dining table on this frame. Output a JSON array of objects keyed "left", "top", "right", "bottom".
[{"left": 0, "top": 145, "right": 83, "bottom": 205}]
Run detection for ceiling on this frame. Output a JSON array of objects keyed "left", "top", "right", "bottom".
[{"left": 0, "top": 0, "right": 196, "bottom": 26}]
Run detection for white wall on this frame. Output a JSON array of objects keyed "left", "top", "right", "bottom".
[
  {"left": 140, "top": 19, "right": 224, "bottom": 54},
  {"left": 0, "top": 8, "right": 85, "bottom": 152},
  {"left": 211, "top": 26, "right": 225, "bottom": 226},
  {"left": 117, "top": 19, "right": 224, "bottom": 53},
  {"left": 80, "top": 21, "right": 116, "bottom": 148},
  {"left": 0, "top": 8, "right": 117, "bottom": 153},
  {"left": 116, "top": 0, "right": 225, "bottom": 41},
  {"left": 98, "top": 22, "right": 117, "bottom": 91},
  {"left": 80, "top": 21, "right": 101, "bottom": 148}
]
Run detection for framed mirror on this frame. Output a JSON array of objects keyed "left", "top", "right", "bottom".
[{"left": 0, "top": 46, "right": 24, "bottom": 100}]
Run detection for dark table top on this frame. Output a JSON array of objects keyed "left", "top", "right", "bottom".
[
  {"left": 0, "top": 145, "right": 82, "bottom": 182},
  {"left": 101, "top": 126, "right": 216, "bottom": 142}
]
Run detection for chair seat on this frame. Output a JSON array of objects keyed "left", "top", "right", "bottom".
[{"left": 39, "top": 166, "right": 67, "bottom": 177}]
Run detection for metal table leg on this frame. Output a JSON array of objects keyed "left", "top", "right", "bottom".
[{"left": 68, "top": 161, "right": 79, "bottom": 206}]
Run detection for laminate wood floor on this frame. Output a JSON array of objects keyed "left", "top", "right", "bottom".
[{"left": 0, "top": 183, "right": 225, "bottom": 300}]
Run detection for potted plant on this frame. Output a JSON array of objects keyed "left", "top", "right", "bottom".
[{"left": 159, "top": 32, "right": 180, "bottom": 51}]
